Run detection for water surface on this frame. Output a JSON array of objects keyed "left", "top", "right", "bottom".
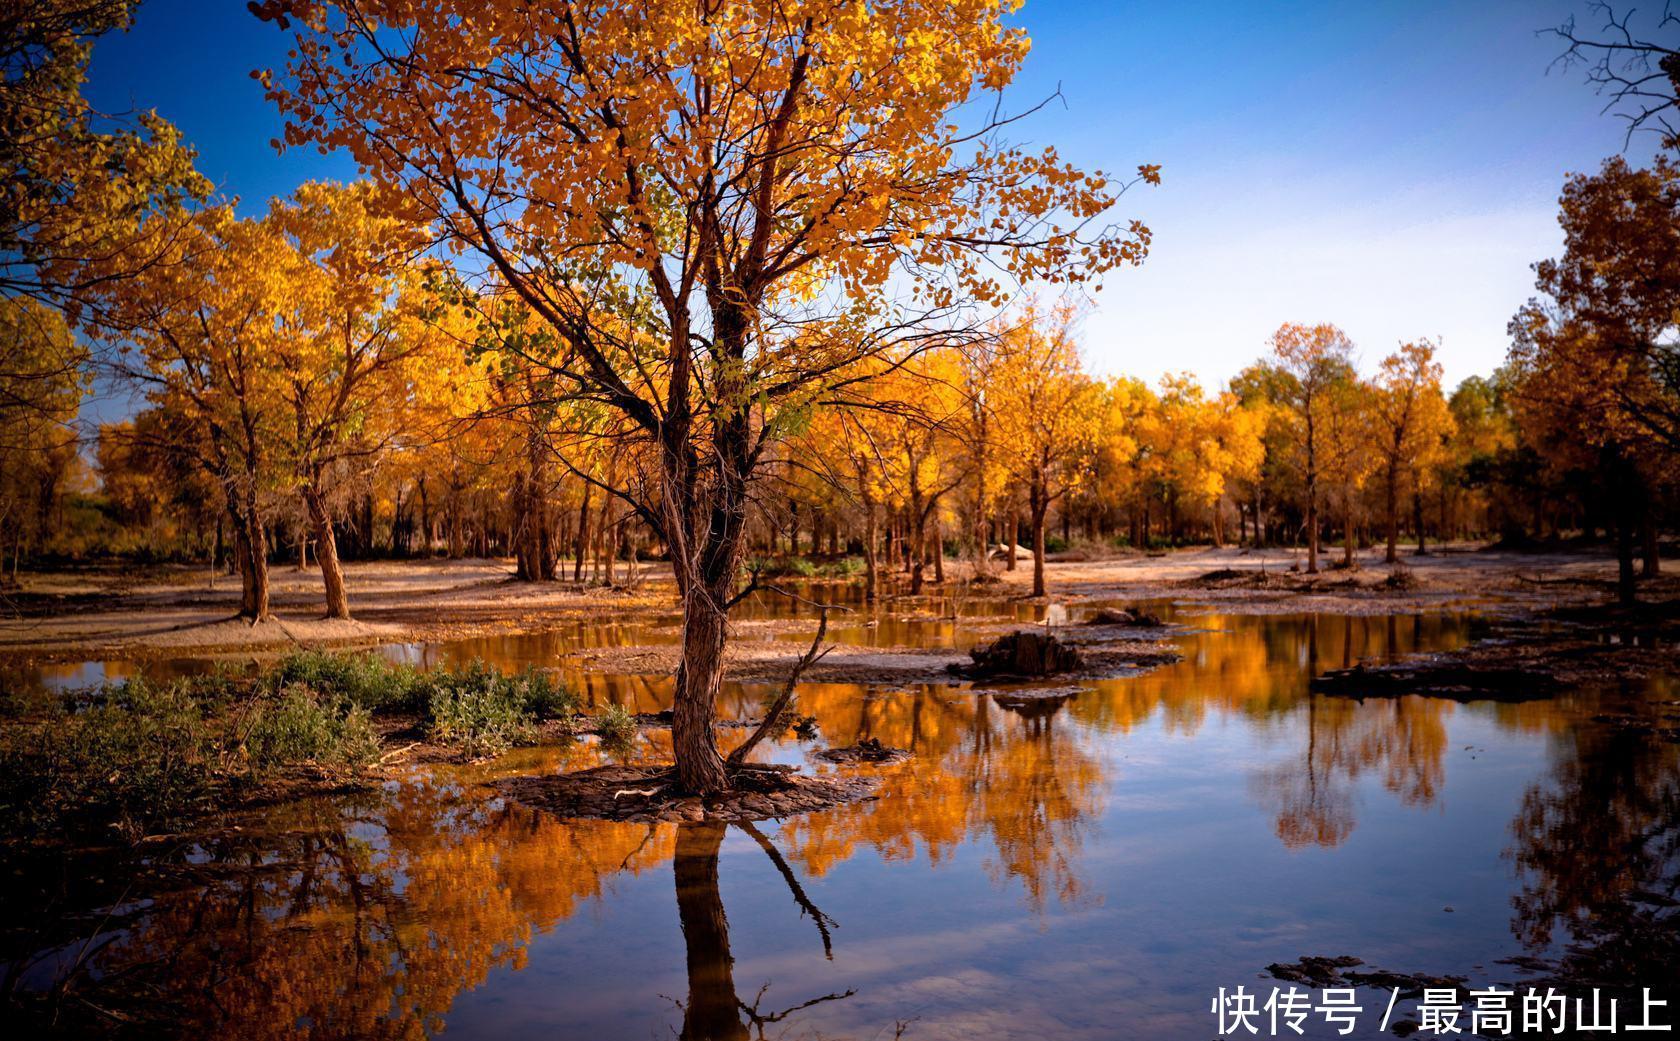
[{"left": 7, "top": 602, "right": 1678, "bottom": 1039}]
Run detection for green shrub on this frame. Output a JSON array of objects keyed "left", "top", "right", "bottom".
[
  {"left": 422, "top": 660, "right": 535, "bottom": 758},
  {"left": 241, "top": 684, "right": 381, "bottom": 776},
  {"left": 0, "top": 678, "right": 213, "bottom": 839},
  {"left": 266, "top": 650, "right": 425, "bottom": 713},
  {"left": 594, "top": 703, "right": 637, "bottom": 752},
  {"left": 0, "top": 654, "right": 584, "bottom": 841},
  {"left": 817, "top": 556, "right": 863, "bottom": 577},
  {"left": 510, "top": 667, "right": 578, "bottom": 720}
]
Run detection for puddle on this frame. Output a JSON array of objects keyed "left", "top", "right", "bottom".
[{"left": 5, "top": 602, "right": 1677, "bottom": 1039}]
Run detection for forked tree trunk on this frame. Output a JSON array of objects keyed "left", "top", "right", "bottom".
[{"left": 305, "top": 484, "right": 350, "bottom": 620}]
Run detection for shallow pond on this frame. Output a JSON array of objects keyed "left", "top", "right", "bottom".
[{"left": 6, "top": 601, "right": 1679, "bottom": 1040}]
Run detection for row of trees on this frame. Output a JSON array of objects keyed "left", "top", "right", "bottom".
[{"left": 6, "top": 0, "right": 1677, "bottom": 792}]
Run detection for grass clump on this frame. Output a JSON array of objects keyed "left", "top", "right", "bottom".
[
  {"left": 0, "top": 676, "right": 381, "bottom": 842},
  {"left": 817, "top": 556, "right": 863, "bottom": 578},
  {"left": 420, "top": 660, "right": 579, "bottom": 759},
  {"left": 593, "top": 703, "right": 638, "bottom": 756},
  {"left": 0, "top": 653, "right": 584, "bottom": 840},
  {"left": 241, "top": 684, "right": 382, "bottom": 776},
  {"left": 265, "top": 650, "right": 426, "bottom": 713}
]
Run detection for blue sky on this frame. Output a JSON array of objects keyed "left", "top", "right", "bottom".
[{"left": 85, "top": 0, "right": 1661, "bottom": 390}]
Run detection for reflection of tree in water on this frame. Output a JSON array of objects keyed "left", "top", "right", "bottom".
[
  {"left": 672, "top": 821, "right": 853, "bottom": 1041},
  {"left": 1505, "top": 682, "right": 1680, "bottom": 983},
  {"left": 12, "top": 783, "right": 677, "bottom": 1038},
  {"left": 777, "top": 686, "right": 1104, "bottom": 910},
  {"left": 11, "top": 784, "right": 857, "bottom": 1040},
  {"left": 1250, "top": 694, "right": 1452, "bottom": 849}
]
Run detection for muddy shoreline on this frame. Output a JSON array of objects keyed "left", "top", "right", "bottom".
[{"left": 2, "top": 544, "right": 1650, "bottom": 667}]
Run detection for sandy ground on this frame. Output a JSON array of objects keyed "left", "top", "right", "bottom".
[
  {"left": 983, "top": 541, "right": 1646, "bottom": 613},
  {"left": 0, "top": 557, "right": 672, "bottom": 663},
  {"left": 0, "top": 542, "right": 1658, "bottom": 665}
]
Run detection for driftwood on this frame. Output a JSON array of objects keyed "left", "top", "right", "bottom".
[{"left": 948, "top": 630, "right": 1084, "bottom": 679}]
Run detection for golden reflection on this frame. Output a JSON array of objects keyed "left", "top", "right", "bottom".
[
  {"left": 80, "top": 784, "right": 675, "bottom": 1040},
  {"left": 1249, "top": 695, "right": 1452, "bottom": 848},
  {"left": 777, "top": 685, "right": 1104, "bottom": 910},
  {"left": 18, "top": 607, "right": 1603, "bottom": 1036}
]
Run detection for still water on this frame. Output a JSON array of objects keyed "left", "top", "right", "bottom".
[{"left": 5, "top": 603, "right": 1678, "bottom": 1040}]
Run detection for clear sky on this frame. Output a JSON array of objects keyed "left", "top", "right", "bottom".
[{"left": 84, "top": 0, "right": 1662, "bottom": 392}]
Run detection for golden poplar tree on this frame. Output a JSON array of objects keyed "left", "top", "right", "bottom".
[{"left": 256, "top": 0, "right": 1157, "bottom": 792}]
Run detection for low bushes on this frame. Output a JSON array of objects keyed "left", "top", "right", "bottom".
[
  {"left": 0, "top": 676, "right": 381, "bottom": 841},
  {"left": 0, "top": 653, "right": 581, "bottom": 843},
  {"left": 423, "top": 660, "right": 577, "bottom": 758}
]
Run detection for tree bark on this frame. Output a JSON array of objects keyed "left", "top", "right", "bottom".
[
  {"left": 1342, "top": 490, "right": 1355, "bottom": 568},
  {"left": 305, "top": 483, "right": 350, "bottom": 620},
  {"left": 1641, "top": 503, "right": 1661, "bottom": 578},
  {"left": 1030, "top": 478, "right": 1048, "bottom": 598},
  {"left": 861, "top": 492, "right": 879, "bottom": 603},
  {"left": 932, "top": 515, "right": 944, "bottom": 585},
  {"left": 573, "top": 482, "right": 592, "bottom": 583},
  {"left": 1384, "top": 462, "right": 1400, "bottom": 564}
]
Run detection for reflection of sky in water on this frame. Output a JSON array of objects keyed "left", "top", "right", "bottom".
[{"left": 7, "top": 606, "right": 1677, "bottom": 1040}]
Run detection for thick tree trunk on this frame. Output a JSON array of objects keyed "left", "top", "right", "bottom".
[
  {"left": 305, "top": 484, "right": 350, "bottom": 620},
  {"left": 908, "top": 480, "right": 926, "bottom": 595},
  {"left": 1305, "top": 415, "right": 1319, "bottom": 572},
  {"left": 236, "top": 514, "right": 270, "bottom": 621},
  {"left": 932, "top": 515, "right": 945, "bottom": 585},
  {"left": 1305, "top": 483, "right": 1319, "bottom": 574},
  {"left": 1384, "top": 463, "right": 1400, "bottom": 564},
  {"left": 1342, "top": 491, "right": 1355, "bottom": 568},
  {"left": 1610, "top": 447, "right": 1639, "bottom": 607},
  {"left": 1617, "top": 513, "right": 1638, "bottom": 607},
  {"left": 1413, "top": 490, "right": 1427, "bottom": 556},
  {"left": 417, "top": 477, "right": 430, "bottom": 557},
  {"left": 1030, "top": 479, "right": 1048, "bottom": 598},
  {"left": 671, "top": 587, "right": 731, "bottom": 795},
  {"left": 1641, "top": 504, "right": 1661, "bottom": 578},
  {"left": 862, "top": 494, "right": 879, "bottom": 602},
  {"left": 573, "top": 483, "right": 592, "bottom": 583}
]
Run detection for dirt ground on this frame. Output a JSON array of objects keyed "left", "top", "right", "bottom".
[
  {"left": 0, "top": 557, "right": 672, "bottom": 663},
  {"left": 0, "top": 542, "right": 1659, "bottom": 666}
]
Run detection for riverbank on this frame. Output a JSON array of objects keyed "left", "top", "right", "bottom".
[{"left": 0, "top": 542, "right": 1663, "bottom": 667}]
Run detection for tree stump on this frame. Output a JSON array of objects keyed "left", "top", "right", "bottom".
[{"left": 949, "top": 630, "right": 1084, "bottom": 679}]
